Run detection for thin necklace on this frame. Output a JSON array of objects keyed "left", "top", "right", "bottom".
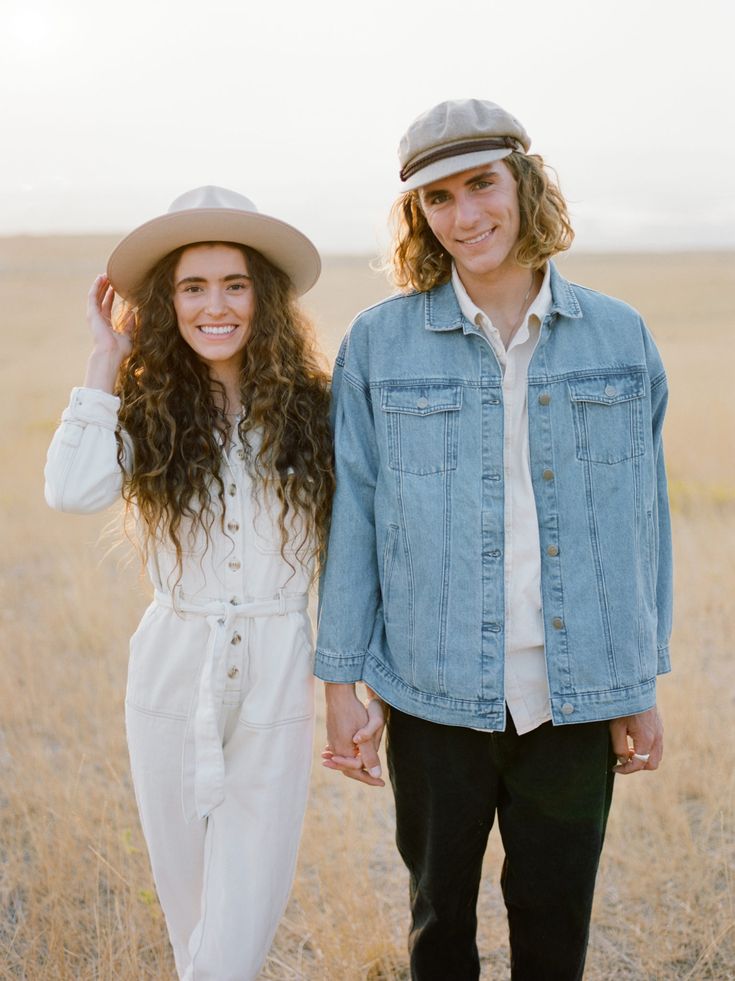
[{"left": 504, "top": 272, "right": 536, "bottom": 346}]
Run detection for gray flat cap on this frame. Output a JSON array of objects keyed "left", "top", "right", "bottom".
[{"left": 398, "top": 98, "right": 531, "bottom": 191}]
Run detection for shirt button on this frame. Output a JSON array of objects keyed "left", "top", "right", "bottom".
[
  {"left": 230, "top": 596, "right": 240, "bottom": 606},
  {"left": 542, "top": 469, "right": 554, "bottom": 481},
  {"left": 227, "top": 521, "right": 240, "bottom": 533},
  {"left": 561, "top": 703, "right": 575, "bottom": 715},
  {"left": 227, "top": 666, "right": 239, "bottom": 679},
  {"left": 237, "top": 448, "right": 246, "bottom": 460},
  {"left": 228, "top": 560, "right": 241, "bottom": 571},
  {"left": 538, "top": 393, "right": 551, "bottom": 406},
  {"left": 231, "top": 632, "right": 242, "bottom": 645},
  {"left": 604, "top": 385, "right": 617, "bottom": 397},
  {"left": 547, "top": 544, "right": 559, "bottom": 557},
  {"left": 228, "top": 483, "right": 237, "bottom": 496},
  {"left": 416, "top": 397, "right": 429, "bottom": 409},
  {"left": 552, "top": 616, "right": 564, "bottom": 629}
]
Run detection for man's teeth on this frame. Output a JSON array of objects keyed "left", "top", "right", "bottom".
[
  {"left": 462, "top": 230, "right": 492, "bottom": 245},
  {"left": 199, "top": 325, "right": 237, "bottom": 335}
]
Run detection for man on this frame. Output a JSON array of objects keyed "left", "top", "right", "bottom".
[{"left": 315, "top": 99, "right": 672, "bottom": 980}]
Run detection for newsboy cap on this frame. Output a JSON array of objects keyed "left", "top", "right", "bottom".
[{"left": 398, "top": 98, "right": 531, "bottom": 191}]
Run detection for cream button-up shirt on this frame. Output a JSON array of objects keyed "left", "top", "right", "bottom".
[{"left": 451, "top": 264, "right": 553, "bottom": 735}]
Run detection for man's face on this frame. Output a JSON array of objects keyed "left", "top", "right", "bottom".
[{"left": 417, "top": 160, "right": 522, "bottom": 284}]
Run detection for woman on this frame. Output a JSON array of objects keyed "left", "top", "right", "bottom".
[{"left": 44, "top": 186, "right": 333, "bottom": 980}]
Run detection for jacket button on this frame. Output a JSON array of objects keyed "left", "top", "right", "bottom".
[
  {"left": 542, "top": 469, "right": 554, "bottom": 481},
  {"left": 231, "top": 632, "right": 242, "bottom": 645},
  {"left": 227, "top": 666, "right": 239, "bottom": 679},
  {"left": 227, "top": 521, "right": 240, "bottom": 533},
  {"left": 604, "top": 385, "right": 617, "bottom": 397},
  {"left": 552, "top": 616, "right": 564, "bottom": 629},
  {"left": 561, "top": 703, "right": 575, "bottom": 715},
  {"left": 547, "top": 544, "right": 559, "bottom": 556},
  {"left": 416, "top": 397, "right": 429, "bottom": 409},
  {"left": 230, "top": 596, "right": 241, "bottom": 606},
  {"left": 538, "top": 393, "right": 551, "bottom": 406}
]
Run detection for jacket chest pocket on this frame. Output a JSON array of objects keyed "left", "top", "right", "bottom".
[
  {"left": 568, "top": 372, "right": 646, "bottom": 465},
  {"left": 381, "top": 384, "right": 462, "bottom": 475}
]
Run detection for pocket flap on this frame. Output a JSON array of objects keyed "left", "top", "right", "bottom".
[
  {"left": 381, "top": 384, "right": 463, "bottom": 415},
  {"left": 568, "top": 372, "right": 645, "bottom": 405}
]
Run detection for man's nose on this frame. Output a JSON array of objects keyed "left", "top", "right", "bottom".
[{"left": 454, "top": 193, "right": 479, "bottom": 228}]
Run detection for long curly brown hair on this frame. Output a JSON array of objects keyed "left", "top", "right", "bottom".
[
  {"left": 386, "top": 152, "right": 575, "bottom": 292},
  {"left": 114, "top": 242, "right": 334, "bottom": 578}
]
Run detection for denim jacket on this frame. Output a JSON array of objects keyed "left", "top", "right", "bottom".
[{"left": 315, "top": 263, "right": 672, "bottom": 729}]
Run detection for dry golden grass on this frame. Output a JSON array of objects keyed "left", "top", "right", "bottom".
[{"left": 0, "top": 238, "right": 733, "bottom": 979}]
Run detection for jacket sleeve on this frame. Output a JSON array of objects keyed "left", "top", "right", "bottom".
[
  {"left": 643, "top": 322, "right": 673, "bottom": 674},
  {"left": 44, "top": 387, "right": 128, "bottom": 514},
  {"left": 314, "top": 333, "right": 380, "bottom": 682}
]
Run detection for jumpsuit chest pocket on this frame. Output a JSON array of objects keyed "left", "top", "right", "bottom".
[
  {"left": 381, "top": 384, "right": 462, "bottom": 476},
  {"left": 568, "top": 371, "right": 646, "bottom": 465}
]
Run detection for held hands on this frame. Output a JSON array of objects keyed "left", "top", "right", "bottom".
[
  {"left": 609, "top": 705, "right": 663, "bottom": 775},
  {"left": 322, "top": 683, "right": 387, "bottom": 788},
  {"left": 83, "top": 275, "right": 135, "bottom": 393}
]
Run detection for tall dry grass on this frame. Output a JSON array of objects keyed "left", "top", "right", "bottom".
[{"left": 0, "top": 239, "right": 733, "bottom": 979}]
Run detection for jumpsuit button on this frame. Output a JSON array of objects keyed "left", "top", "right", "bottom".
[
  {"left": 228, "top": 483, "right": 237, "bottom": 496},
  {"left": 416, "top": 397, "right": 429, "bottom": 409},
  {"left": 547, "top": 544, "right": 559, "bottom": 557},
  {"left": 561, "top": 703, "right": 575, "bottom": 715},
  {"left": 227, "top": 521, "right": 240, "bottom": 533},
  {"left": 230, "top": 596, "right": 241, "bottom": 606},
  {"left": 538, "top": 392, "right": 551, "bottom": 406},
  {"left": 604, "top": 385, "right": 617, "bottom": 397},
  {"left": 227, "top": 666, "right": 239, "bottom": 679},
  {"left": 231, "top": 632, "right": 242, "bottom": 645},
  {"left": 542, "top": 469, "right": 554, "bottom": 481},
  {"left": 552, "top": 616, "right": 564, "bottom": 630},
  {"left": 228, "top": 560, "right": 241, "bottom": 571}
]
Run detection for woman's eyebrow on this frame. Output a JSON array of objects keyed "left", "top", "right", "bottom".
[{"left": 175, "top": 273, "right": 252, "bottom": 286}]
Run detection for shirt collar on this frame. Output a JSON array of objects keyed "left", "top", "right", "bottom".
[{"left": 451, "top": 262, "right": 553, "bottom": 339}]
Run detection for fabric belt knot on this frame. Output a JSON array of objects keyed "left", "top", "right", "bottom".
[{"left": 153, "top": 587, "right": 309, "bottom": 823}]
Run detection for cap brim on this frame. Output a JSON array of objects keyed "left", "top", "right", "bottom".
[
  {"left": 399, "top": 146, "right": 514, "bottom": 192},
  {"left": 107, "top": 208, "right": 321, "bottom": 301}
]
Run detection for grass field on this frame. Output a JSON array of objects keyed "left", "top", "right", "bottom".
[{"left": 0, "top": 238, "right": 733, "bottom": 978}]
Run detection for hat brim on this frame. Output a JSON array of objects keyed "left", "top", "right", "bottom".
[
  {"left": 400, "top": 146, "right": 514, "bottom": 192},
  {"left": 107, "top": 208, "right": 321, "bottom": 301}
]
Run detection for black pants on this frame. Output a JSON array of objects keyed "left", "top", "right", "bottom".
[{"left": 387, "top": 709, "right": 616, "bottom": 981}]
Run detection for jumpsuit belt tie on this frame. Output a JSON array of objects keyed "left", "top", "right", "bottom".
[{"left": 153, "top": 588, "right": 309, "bottom": 823}]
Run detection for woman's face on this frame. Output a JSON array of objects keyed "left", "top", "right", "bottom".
[{"left": 172, "top": 243, "right": 255, "bottom": 375}]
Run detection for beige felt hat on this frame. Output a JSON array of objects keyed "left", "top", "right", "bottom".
[
  {"left": 398, "top": 99, "right": 531, "bottom": 192},
  {"left": 107, "top": 186, "right": 321, "bottom": 301}
]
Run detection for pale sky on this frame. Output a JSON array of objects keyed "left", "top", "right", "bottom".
[{"left": 2, "top": 0, "right": 733, "bottom": 253}]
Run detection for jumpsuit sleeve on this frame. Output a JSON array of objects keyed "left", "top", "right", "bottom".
[
  {"left": 642, "top": 321, "right": 673, "bottom": 675},
  {"left": 314, "top": 332, "right": 380, "bottom": 683},
  {"left": 44, "top": 386, "right": 130, "bottom": 514}
]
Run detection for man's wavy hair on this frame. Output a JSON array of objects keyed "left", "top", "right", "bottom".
[
  {"left": 113, "top": 242, "right": 334, "bottom": 579},
  {"left": 387, "top": 152, "right": 574, "bottom": 292}
]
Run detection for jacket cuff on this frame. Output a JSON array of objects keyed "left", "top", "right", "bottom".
[
  {"left": 313, "top": 648, "right": 366, "bottom": 683},
  {"left": 62, "top": 387, "right": 120, "bottom": 430},
  {"left": 656, "top": 645, "right": 671, "bottom": 675}
]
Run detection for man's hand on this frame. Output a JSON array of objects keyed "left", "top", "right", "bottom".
[
  {"left": 609, "top": 705, "right": 663, "bottom": 775},
  {"left": 322, "top": 683, "right": 386, "bottom": 787}
]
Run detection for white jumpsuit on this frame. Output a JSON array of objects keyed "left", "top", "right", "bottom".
[{"left": 44, "top": 387, "right": 315, "bottom": 981}]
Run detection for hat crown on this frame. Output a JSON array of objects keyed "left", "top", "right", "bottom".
[
  {"left": 167, "top": 185, "right": 259, "bottom": 216},
  {"left": 399, "top": 99, "right": 530, "bottom": 169}
]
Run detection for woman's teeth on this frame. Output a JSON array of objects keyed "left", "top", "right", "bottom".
[{"left": 199, "top": 325, "right": 237, "bottom": 335}]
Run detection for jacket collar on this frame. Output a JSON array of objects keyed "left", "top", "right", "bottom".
[{"left": 424, "top": 260, "right": 583, "bottom": 333}]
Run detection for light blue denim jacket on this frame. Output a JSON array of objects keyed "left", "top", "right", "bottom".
[{"left": 315, "top": 263, "right": 672, "bottom": 729}]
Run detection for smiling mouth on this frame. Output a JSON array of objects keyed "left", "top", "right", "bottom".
[
  {"left": 458, "top": 229, "right": 494, "bottom": 245},
  {"left": 198, "top": 324, "right": 238, "bottom": 336}
]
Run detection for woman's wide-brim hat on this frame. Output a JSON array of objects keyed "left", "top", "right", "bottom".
[{"left": 107, "top": 185, "right": 321, "bottom": 301}]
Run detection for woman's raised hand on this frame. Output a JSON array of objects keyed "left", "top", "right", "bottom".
[{"left": 83, "top": 275, "right": 135, "bottom": 393}]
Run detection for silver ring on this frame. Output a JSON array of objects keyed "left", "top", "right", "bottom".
[{"left": 632, "top": 753, "right": 650, "bottom": 762}]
